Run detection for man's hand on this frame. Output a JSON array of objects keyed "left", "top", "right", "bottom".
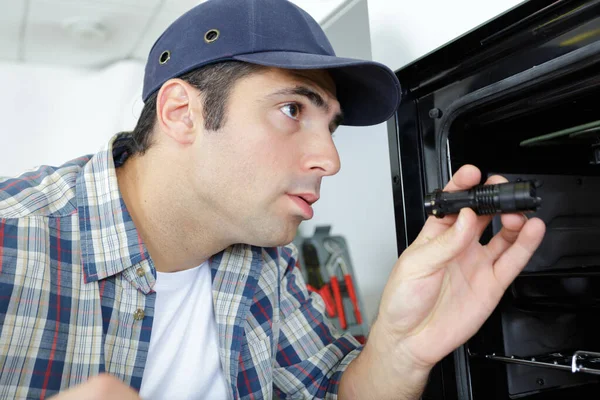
[
  {"left": 49, "top": 374, "right": 141, "bottom": 399},
  {"left": 339, "top": 164, "right": 546, "bottom": 399}
]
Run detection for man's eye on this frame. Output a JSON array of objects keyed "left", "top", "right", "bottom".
[{"left": 280, "top": 103, "right": 301, "bottom": 120}]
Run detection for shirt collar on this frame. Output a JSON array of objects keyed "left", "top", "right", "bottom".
[{"left": 77, "top": 132, "right": 151, "bottom": 283}]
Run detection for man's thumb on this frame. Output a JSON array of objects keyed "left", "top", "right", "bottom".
[{"left": 420, "top": 208, "right": 477, "bottom": 268}]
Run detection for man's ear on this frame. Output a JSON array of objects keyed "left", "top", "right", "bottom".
[{"left": 155, "top": 79, "right": 202, "bottom": 145}]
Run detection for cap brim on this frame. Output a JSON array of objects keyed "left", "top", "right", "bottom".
[{"left": 233, "top": 52, "right": 401, "bottom": 127}]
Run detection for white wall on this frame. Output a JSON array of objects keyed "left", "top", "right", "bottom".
[
  {"left": 0, "top": 60, "right": 144, "bottom": 178},
  {"left": 299, "top": 0, "right": 398, "bottom": 327},
  {"left": 367, "top": 0, "right": 526, "bottom": 71}
]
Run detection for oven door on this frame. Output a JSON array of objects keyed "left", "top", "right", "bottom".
[{"left": 388, "top": 1, "right": 600, "bottom": 399}]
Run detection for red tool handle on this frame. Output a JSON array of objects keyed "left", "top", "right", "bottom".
[
  {"left": 307, "top": 284, "right": 336, "bottom": 318},
  {"left": 318, "top": 285, "right": 336, "bottom": 318},
  {"left": 330, "top": 276, "right": 346, "bottom": 330},
  {"left": 344, "top": 275, "right": 362, "bottom": 324}
]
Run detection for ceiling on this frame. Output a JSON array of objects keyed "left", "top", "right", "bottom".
[{"left": 2, "top": 0, "right": 348, "bottom": 69}]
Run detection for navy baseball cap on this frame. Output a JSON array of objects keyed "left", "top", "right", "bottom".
[{"left": 142, "top": 0, "right": 401, "bottom": 126}]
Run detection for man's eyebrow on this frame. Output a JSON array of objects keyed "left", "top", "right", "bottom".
[
  {"left": 269, "top": 86, "right": 344, "bottom": 131},
  {"left": 270, "top": 86, "right": 329, "bottom": 111},
  {"left": 331, "top": 112, "right": 344, "bottom": 133}
]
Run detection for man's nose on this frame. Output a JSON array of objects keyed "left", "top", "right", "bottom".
[{"left": 302, "top": 131, "right": 341, "bottom": 177}]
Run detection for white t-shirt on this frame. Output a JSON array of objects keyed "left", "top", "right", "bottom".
[{"left": 139, "top": 262, "right": 230, "bottom": 400}]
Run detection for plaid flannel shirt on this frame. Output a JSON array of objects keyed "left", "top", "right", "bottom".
[{"left": 0, "top": 132, "right": 362, "bottom": 400}]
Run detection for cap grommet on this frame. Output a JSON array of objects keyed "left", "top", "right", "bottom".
[
  {"left": 204, "top": 29, "right": 220, "bottom": 43},
  {"left": 159, "top": 50, "right": 170, "bottom": 65}
]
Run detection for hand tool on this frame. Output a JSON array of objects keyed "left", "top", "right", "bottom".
[
  {"left": 324, "top": 239, "right": 363, "bottom": 330},
  {"left": 302, "top": 241, "right": 336, "bottom": 318}
]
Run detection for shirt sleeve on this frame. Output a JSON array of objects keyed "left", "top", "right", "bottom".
[{"left": 273, "top": 243, "right": 363, "bottom": 399}]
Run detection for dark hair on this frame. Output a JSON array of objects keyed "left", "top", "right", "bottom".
[{"left": 129, "top": 61, "right": 266, "bottom": 155}]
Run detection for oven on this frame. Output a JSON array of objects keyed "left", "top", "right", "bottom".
[{"left": 387, "top": 0, "right": 600, "bottom": 398}]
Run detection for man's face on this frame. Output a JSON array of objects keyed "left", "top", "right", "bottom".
[{"left": 189, "top": 67, "right": 342, "bottom": 247}]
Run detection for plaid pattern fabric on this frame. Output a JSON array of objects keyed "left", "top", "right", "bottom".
[{"left": 0, "top": 132, "right": 362, "bottom": 399}]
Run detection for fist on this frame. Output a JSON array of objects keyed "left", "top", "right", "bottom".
[{"left": 49, "top": 374, "right": 141, "bottom": 399}]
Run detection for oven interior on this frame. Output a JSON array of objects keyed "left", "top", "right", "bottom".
[{"left": 446, "top": 52, "right": 600, "bottom": 399}]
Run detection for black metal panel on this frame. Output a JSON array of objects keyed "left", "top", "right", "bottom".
[
  {"left": 389, "top": 94, "right": 462, "bottom": 400},
  {"left": 396, "top": 0, "right": 600, "bottom": 96},
  {"left": 386, "top": 1, "right": 600, "bottom": 399}
]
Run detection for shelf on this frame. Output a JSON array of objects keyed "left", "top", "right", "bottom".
[
  {"left": 471, "top": 350, "right": 600, "bottom": 375},
  {"left": 519, "top": 119, "right": 600, "bottom": 147}
]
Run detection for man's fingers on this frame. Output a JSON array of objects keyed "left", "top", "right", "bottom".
[
  {"left": 405, "top": 208, "right": 478, "bottom": 278},
  {"left": 49, "top": 374, "right": 141, "bottom": 400},
  {"left": 492, "top": 218, "right": 546, "bottom": 290},
  {"left": 484, "top": 214, "right": 529, "bottom": 262},
  {"left": 412, "top": 214, "right": 457, "bottom": 247},
  {"left": 413, "top": 165, "right": 480, "bottom": 246},
  {"left": 442, "top": 164, "right": 481, "bottom": 192},
  {"left": 472, "top": 174, "right": 508, "bottom": 237},
  {"left": 415, "top": 166, "right": 503, "bottom": 247}
]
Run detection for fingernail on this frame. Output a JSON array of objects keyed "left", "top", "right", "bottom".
[{"left": 456, "top": 211, "right": 465, "bottom": 232}]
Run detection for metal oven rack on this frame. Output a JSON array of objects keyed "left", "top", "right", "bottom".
[{"left": 472, "top": 350, "right": 600, "bottom": 375}]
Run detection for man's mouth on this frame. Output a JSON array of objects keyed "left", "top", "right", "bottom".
[
  {"left": 292, "top": 193, "right": 319, "bottom": 205},
  {"left": 287, "top": 193, "right": 318, "bottom": 218}
]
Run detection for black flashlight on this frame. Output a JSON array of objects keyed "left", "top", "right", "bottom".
[{"left": 424, "top": 180, "right": 542, "bottom": 218}]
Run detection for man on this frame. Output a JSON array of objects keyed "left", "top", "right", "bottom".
[{"left": 0, "top": 0, "right": 545, "bottom": 399}]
